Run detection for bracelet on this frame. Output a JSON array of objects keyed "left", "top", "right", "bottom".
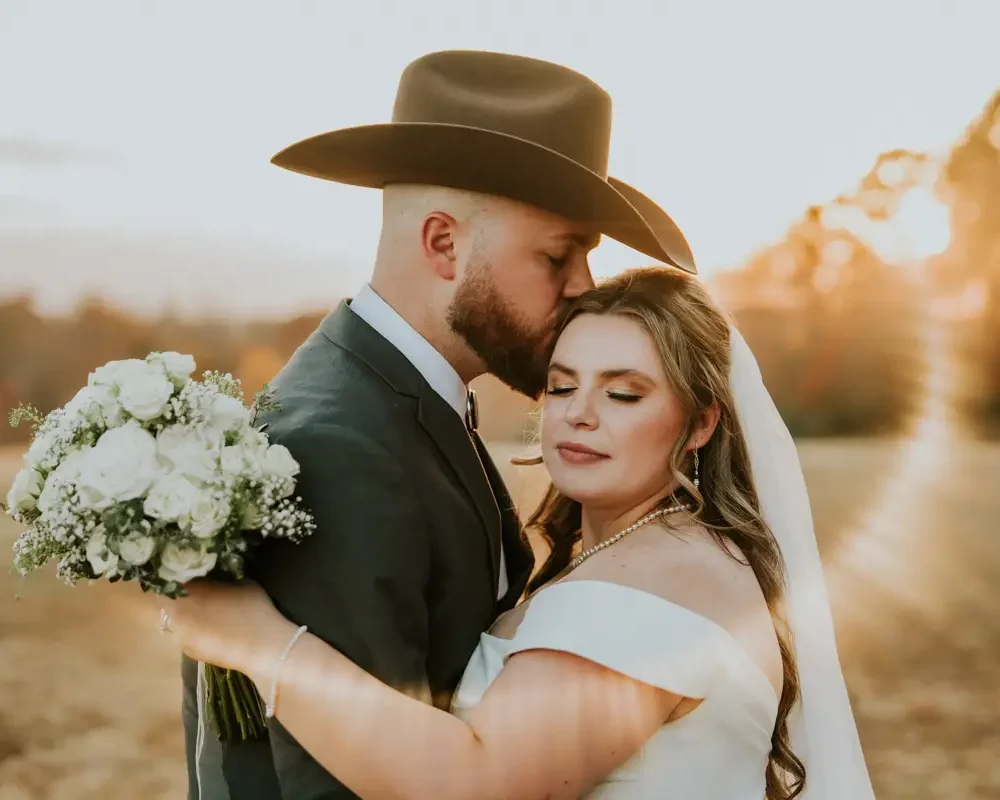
[{"left": 265, "top": 624, "right": 309, "bottom": 719}]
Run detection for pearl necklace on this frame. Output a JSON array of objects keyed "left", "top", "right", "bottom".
[{"left": 567, "top": 502, "right": 692, "bottom": 571}]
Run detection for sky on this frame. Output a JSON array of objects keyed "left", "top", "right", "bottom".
[{"left": 1, "top": 0, "right": 998, "bottom": 315}]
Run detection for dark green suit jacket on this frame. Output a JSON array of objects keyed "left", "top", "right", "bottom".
[{"left": 181, "top": 301, "right": 534, "bottom": 798}]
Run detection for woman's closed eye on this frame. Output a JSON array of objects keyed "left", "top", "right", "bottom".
[
  {"left": 546, "top": 385, "right": 643, "bottom": 403},
  {"left": 607, "top": 390, "right": 642, "bottom": 403}
]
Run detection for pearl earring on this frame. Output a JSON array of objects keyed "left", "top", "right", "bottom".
[{"left": 693, "top": 448, "right": 700, "bottom": 491}]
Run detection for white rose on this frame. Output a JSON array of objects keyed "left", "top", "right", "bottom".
[
  {"left": 6, "top": 467, "right": 43, "bottom": 513},
  {"left": 259, "top": 444, "right": 299, "bottom": 498},
  {"left": 260, "top": 444, "right": 299, "bottom": 480},
  {"left": 88, "top": 358, "right": 144, "bottom": 387},
  {"left": 114, "top": 361, "right": 175, "bottom": 421},
  {"left": 158, "top": 542, "right": 218, "bottom": 583},
  {"left": 147, "top": 351, "right": 196, "bottom": 384},
  {"left": 219, "top": 444, "right": 252, "bottom": 478},
  {"left": 63, "top": 386, "right": 103, "bottom": 425},
  {"left": 143, "top": 472, "right": 201, "bottom": 523},
  {"left": 64, "top": 384, "right": 123, "bottom": 428},
  {"left": 77, "top": 421, "right": 159, "bottom": 510},
  {"left": 35, "top": 447, "right": 91, "bottom": 515},
  {"left": 156, "top": 424, "right": 222, "bottom": 483},
  {"left": 188, "top": 493, "right": 231, "bottom": 539},
  {"left": 85, "top": 528, "right": 119, "bottom": 577},
  {"left": 54, "top": 446, "right": 90, "bottom": 481},
  {"left": 118, "top": 531, "right": 157, "bottom": 565},
  {"left": 206, "top": 393, "right": 249, "bottom": 433}
]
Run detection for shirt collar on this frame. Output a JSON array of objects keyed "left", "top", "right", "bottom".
[{"left": 349, "top": 284, "right": 467, "bottom": 419}]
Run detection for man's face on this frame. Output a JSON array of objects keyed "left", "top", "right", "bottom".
[{"left": 447, "top": 200, "right": 598, "bottom": 399}]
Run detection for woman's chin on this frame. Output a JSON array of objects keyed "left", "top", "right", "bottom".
[{"left": 549, "top": 476, "right": 610, "bottom": 507}]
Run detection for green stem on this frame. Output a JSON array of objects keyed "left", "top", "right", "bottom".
[
  {"left": 205, "top": 664, "right": 268, "bottom": 742},
  {"left": 226, "top": 669, "right": 250, "bottom": 740}
]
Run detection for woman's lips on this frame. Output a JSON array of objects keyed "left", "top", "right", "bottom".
[{"left": 556, "top": 442, "right": 610, "bottom": 465}]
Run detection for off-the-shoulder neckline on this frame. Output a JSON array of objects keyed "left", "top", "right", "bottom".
[{"left": 485, "top": 578, "right": 781, "bottom": 708}]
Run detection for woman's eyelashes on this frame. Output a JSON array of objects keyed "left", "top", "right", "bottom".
[
  {"left": 607, "top": 391, "right": 642, "bottom": 403},
  {"left": 545, "top": 385, "right": 643, "bottom": 403}
]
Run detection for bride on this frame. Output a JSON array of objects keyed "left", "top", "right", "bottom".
[{"left": 159, "top": 267, "right": 874, "bottom": 799}]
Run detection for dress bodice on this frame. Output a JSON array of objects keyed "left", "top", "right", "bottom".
[{"left": 451, "top": 579, "right": 779, "bottom": 798}]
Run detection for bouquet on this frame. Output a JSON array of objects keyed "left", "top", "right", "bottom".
[{"left": 2, "top": 352, "right": 316, "bottom": 741}]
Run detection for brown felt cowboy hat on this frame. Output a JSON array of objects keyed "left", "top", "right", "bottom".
[{"left": 271, "top": 50, "right": 696, "bottom": 273}]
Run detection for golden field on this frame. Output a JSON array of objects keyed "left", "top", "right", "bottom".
[{"left": 0, "top": 438, "right": 998, "bottom": 799}]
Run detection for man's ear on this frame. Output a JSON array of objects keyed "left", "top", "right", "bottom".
[{"left": 421, "top": 211, "right": 459, "bottom": 280}]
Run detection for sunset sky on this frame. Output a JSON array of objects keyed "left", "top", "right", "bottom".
[{"left": 1, "top": 0, "right": 998, "bottom": 316}]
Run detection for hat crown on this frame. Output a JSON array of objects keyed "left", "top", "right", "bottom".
[{"left": 392, "top": 50, "right": 613, "bottom": 178}]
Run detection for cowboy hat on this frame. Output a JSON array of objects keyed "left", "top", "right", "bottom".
[{"left": 271, "top": 50, "right": 696, "bottom": 272}]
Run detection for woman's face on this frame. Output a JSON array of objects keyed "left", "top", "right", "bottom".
[{"left": 541, "top": 313, "right": 693, "bottom": 512}]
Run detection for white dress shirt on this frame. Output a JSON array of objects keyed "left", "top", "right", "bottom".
[{"left": 349, "top": 284, "right": 509, "bottom": 599}]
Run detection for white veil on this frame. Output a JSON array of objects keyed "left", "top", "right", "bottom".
[{"left": 727, "top": 326, "right": 875, "bottom": 799}]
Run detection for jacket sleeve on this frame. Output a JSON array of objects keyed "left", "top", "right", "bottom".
[{"left": 254, "top": 422, "right": 432, "bottom": 799}]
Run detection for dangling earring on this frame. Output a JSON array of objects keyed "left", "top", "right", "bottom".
[{"left": 693, "top": 448, "right": 700, "bottom": 491}]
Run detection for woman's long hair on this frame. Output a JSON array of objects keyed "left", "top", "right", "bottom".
[{"left": 525, "top": 267, "right": 806, "bottom": 799}]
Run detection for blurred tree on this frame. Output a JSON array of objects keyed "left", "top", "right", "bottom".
[
  {"left": 236, "top": 344, "right": 286, "bottom": 398},
  {"left": 937, "top": 91, "right": 1000, "bottom": 431}
]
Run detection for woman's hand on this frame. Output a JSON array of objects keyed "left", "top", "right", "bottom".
[{"left": 158, "top": 580, "right": 297, "bottom": 685}]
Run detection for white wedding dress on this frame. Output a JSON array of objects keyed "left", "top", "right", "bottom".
[{"left": 451, "top": 578, "right": 778, "bottom": 798}]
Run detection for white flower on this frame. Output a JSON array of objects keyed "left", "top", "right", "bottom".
[
  {"left": 6, "top": 467, "right": 43, "bottom": 513},
  {"left": 158, "top": 542, "right": 218, "bottom": 583},
  {"left": 54, "top": 446, "right": 90, "bottom": 481},
  {"left": 85, "top": 528, "right": 119, "bottom": 576},
  {"left": 143, "top": 472, "right": 202, "bottom": 523},
  {"left": 219, "top": 444, "right": 252, "bottom": 478},
  {"left": 36, "top": 447, "right": 91, "bottom": 515},
  {"left": 259, "top": 444, "right": 299, "bottom": 497},
  {"left": 119, "top": 531, "right": 157, "bottom": 565},
  {"left": 24, "top": 427, "right": 60, "bottom": 468},
  {"left": 64, "top": 384, "right": 123, "bottom": 428},
  {"left": 77, "top": 421, "right": 160, "bottom": 511},
  {"left": 88, "top": 359, "right": 144, "bottom": 388},
  {"left": 189, "top": 493, "right": 231, "bottom": 539},
  {"left": 259, "top": 445, "right": 299, "bottom": 480},
  {"left": 240, "top": 427, "right": 269, "bottom": 451},
  {"left": 219, "top": 426, "right": 268, "bottom": 478},
  {"left": 114, "top": 361, "right": 175, "bottom": 421},
  {"left": 147, "top": 351, "right": 196, "bottom": 384},
  {"left": 156, "top": 424, "right": 222, "bottom": 483},
  {"left": 206, "top": 393, "right": 249, "bottom": 433}
]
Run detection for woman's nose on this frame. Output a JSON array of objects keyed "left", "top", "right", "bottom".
[{"left": 564, "top": 391, "right": 598, "bottom": 429}]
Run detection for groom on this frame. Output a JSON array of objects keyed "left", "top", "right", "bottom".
[{"left": 181, "top": 49, "right": 694, "bottom": 799}]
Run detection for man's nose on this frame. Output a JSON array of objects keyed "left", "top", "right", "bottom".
[{"left": 563, "top": 261, "right": 596, "bottom": 298}]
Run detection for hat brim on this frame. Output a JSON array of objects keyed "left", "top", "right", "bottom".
[{"left": 270, "top": 123, "right": 695, "bottom": 273}]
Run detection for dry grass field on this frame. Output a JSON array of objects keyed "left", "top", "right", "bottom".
[{"left": 0, "top": 438, "right": 997, "bottom": 799}]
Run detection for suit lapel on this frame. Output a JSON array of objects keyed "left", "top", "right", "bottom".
[
  {"left": 322, "top": 300, "right": 532, "bottom": 608},
  {"left": 417, "top": 383, "right": 502, "bottom": 594}
]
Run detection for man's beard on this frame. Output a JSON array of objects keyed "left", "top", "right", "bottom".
[{"left": 447, "top": 262, "right": 556, "bottom": 400}]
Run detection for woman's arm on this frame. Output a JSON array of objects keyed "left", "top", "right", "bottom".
[
  {"left": 254, "top": 629, "right": 677, "bottom": 800},
  {"left": 165, "top": 583, "right": 680, "bottom": 800}
]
